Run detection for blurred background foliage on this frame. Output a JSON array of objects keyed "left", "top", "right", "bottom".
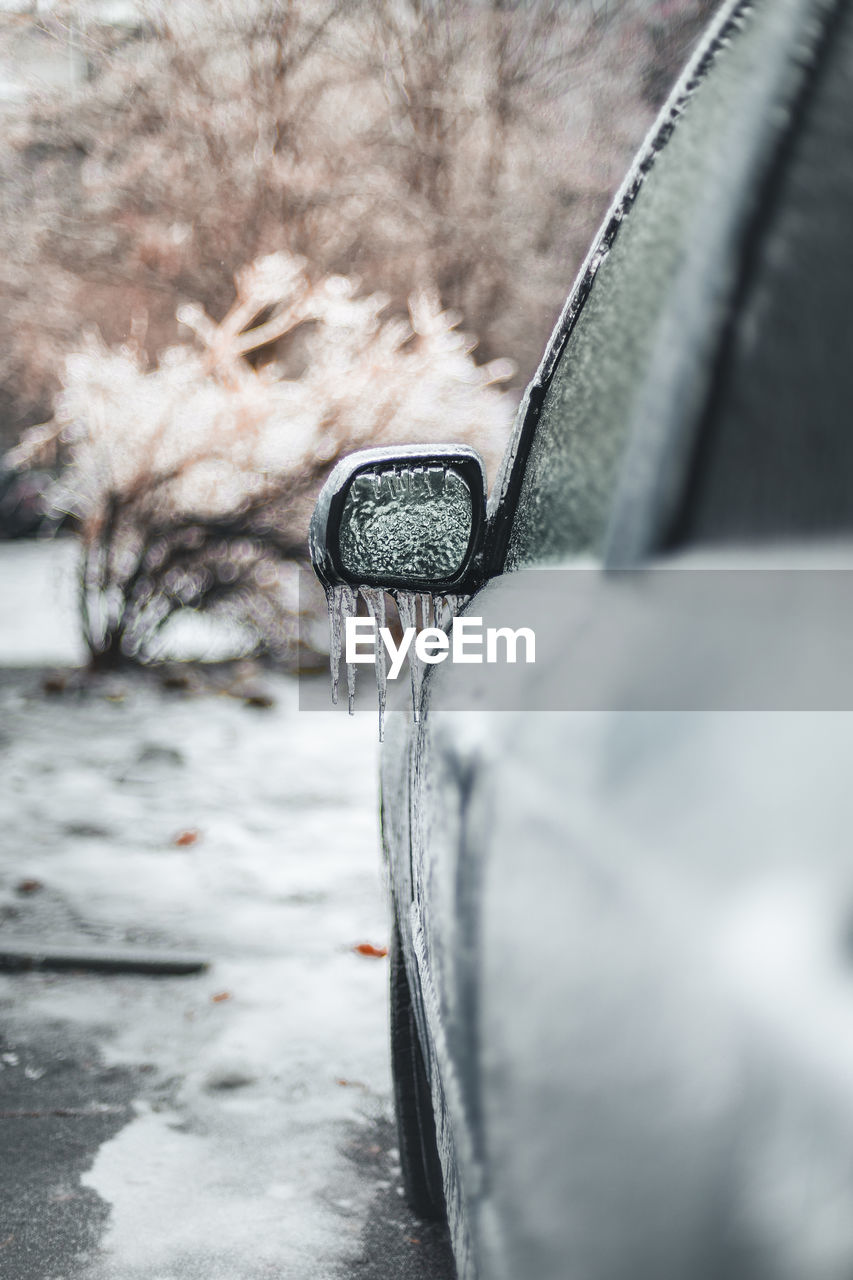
[
  {"left": 0, "top": 0, "right": 717, "bottom": 449},
  {"left": 0, "top": 0, "right": 717, "bottom": 664}
]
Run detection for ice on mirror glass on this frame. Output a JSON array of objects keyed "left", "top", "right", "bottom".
[
  {"left": 325, "top": 584, "right": 469, "bottom": 740},
  {"left": 338, "top": 465, "right": 473, "bottom": 580}
]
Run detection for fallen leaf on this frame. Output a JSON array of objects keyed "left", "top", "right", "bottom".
[
  {"left": 211, "top": 991, "right": 231, "bottom": 1003},
  {"left": 244, "top": 692, "right": 275, "bottom": 709},
  {"left": 353, "top": 943, "right": 388, "bottom": 958},
  {"left": 161, "top": 671, "right": 193, "bottom": 691},
  {"left": 173, "top": 829, "right": 200, "bottom": 847},
  {"left": 16, "top": 878, "right": 43, "bottom": 895}
]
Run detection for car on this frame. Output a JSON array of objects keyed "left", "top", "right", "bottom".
[{"left": 310, "top": 0, "right": 853, "bottom": 1276}]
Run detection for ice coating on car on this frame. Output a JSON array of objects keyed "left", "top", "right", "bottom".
[
  {"left": 325, "top": 583, "right": 357, "bottom": 706},
  {"left": 421, "top": 592, "right": 435, "bottom": 629},
  {"left": 394, "top": 590, "right": 423, "bottom": 723},
  {"left": 359, "top": 587, "right": 387, "bottom": 738},
  {"left": 324, "top": 586, "right": 469, "bottom": 739},
  {"left": 338, "top": 466, "right": 473, "bottom": 580}
]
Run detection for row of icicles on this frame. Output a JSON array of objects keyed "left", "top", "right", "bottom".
[{"left": 325, "top": 584, "right": 469, "bottom": 740}]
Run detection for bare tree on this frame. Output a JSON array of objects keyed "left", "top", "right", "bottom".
[
  {"left": 0, "top": 0, "right": 718, "bottom": 450},
  {"left": 9, "top": 251, "right": 514, "bottom": 667},
  {"left": 0, "top": 0, "right": 720, "bottom": 659}
]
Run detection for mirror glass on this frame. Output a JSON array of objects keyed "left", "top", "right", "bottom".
[{"left": 338, "top": 464, "right": 474, "bottom": 580}]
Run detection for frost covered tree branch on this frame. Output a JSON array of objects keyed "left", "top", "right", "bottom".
[
  {"left": 0, "top": 0, "right": 717, "bottom": 450},
  {"left": 12, "top": 251, "right": 515, "bottom": 668}
]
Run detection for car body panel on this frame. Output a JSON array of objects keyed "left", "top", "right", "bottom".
[
  {"left": 387, "top": 554, "right": 853, "bottom": 1277},
  {"left": 377, "top": 0, "right": 853, "bottom": 1275}
]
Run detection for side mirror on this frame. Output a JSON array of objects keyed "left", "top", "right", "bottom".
[
  {"left": 309, "top": 444, "right": 488, "bottom": 734},
  {"left": 309, "top": 444, "right": 487, "bottom": 595}
]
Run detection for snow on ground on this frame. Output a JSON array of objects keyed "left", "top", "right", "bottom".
[
  {"left": 0, "top": 540, "right": 452, "bottom": 1279},
  {"left": 1, "top": 537, "right": 84, "bottom": 665}
]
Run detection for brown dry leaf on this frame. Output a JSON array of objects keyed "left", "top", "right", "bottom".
[
  {"left": 211, "top": 991, "right": 231, "bottom": 1003},
  {"left": 173, "top": 829, "right": 200, "bottom": 847},
  {"left": 16, "top": 878, "right": 44, "bottom": 894},
  {"left": 352, "top": 943, "right": 388, "bottom": 959},
  {"left": 244, "top": 693, "right": 275, "bottom": 709},
  {"left": 161, "top": 672, "right": 193, "bottom": 691}
]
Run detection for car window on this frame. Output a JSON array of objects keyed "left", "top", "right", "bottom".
[
  {"left": 668, "top": 0, "right": 853, "bottom": 547},
  {"left": 503, "top": 0, "right": 776, "bottom": 570}
]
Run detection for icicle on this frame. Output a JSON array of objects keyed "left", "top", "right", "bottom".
[
  {"left": 444, "top": 594, "right": 470, "bottom": 620},
  {"left": 325, "top": 583, "right": 467, "bottom": 739},
  {"left": 433, "top": 595, "right": 449, "bottom": 630},
  {"left": 430, "top": 593, "right": 469, "bottom": 631},
  {"left": 394, "top": 590, "right": 423, "bottom": 723},
  {"left": 347, "top": 647, "right": 358, "bottom": 716},
  {"left": 326, "top": 584, "right": 357, "bottom": 705},
  {"left": 360, "top": 587, "right": 388, "bottom": 741},
  {"left": 419, "top": 593, "right": 433, "bottom": 632}
]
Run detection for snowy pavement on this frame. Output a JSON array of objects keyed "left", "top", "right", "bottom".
[{"left": 0, "top": 540, "right": 455, "bottom": 1280}]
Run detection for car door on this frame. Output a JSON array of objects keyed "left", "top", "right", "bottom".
[{"left": 395, "top": 0, "right": 853, "bottom": 1274}]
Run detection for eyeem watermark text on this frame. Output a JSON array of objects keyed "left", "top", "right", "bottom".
[{"left": 346, "top": 616, "right": 535, "bottom": 678}]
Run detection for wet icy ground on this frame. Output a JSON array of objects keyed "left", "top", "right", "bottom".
[{"left": 0, "top": 540, "right": 454, "bottom": 1280}]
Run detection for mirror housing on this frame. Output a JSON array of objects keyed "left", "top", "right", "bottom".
[{"left": 309, "top": 444, "right": 487, "bottom": 594}]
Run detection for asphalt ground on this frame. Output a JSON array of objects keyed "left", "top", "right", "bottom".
[{"left": 0, "top": 657, "right": 455, "bottom": 1280}]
